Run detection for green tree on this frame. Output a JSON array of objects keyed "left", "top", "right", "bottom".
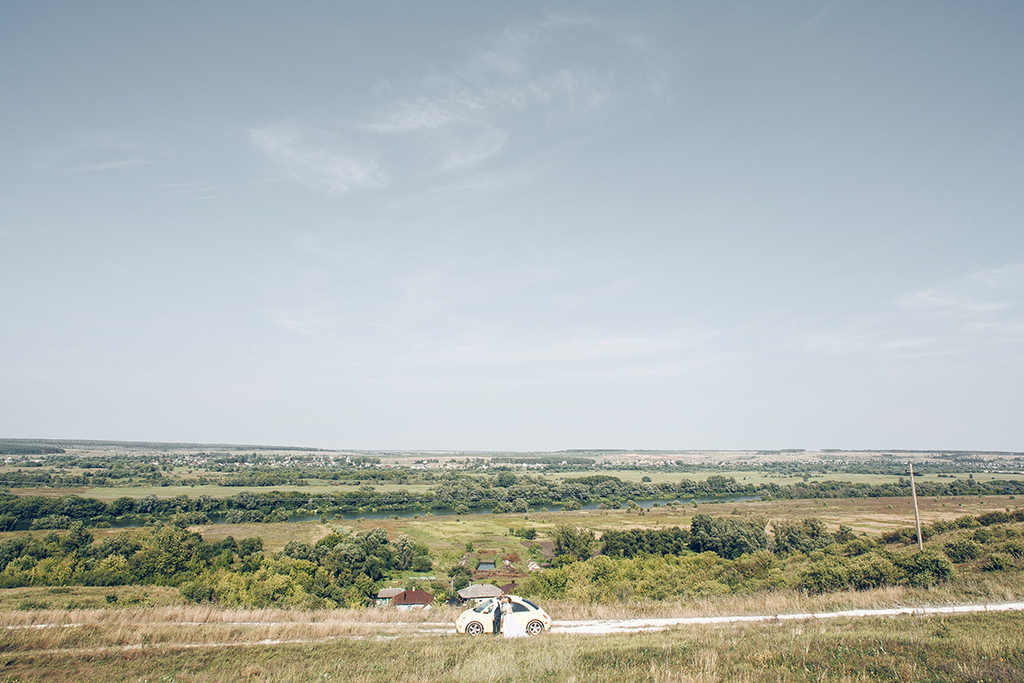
[
  {"left": 393, "top": 535, "right": 416, "bottom": 570},
  {"left": 447, "top": 564, "right": 472, "bottom": 591},
  {"left": 59, "top": 521, "right": 93, "bottom": 554},
  {"left": 128, "top": 526, "right": 204, "bottom": 585},
  {"left": 551, "top": 523, "right": 595, "bottom": 563}
]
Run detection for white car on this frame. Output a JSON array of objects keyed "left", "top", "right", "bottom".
[{"left": 454, "top": 595, "right": 551, "bottom": 636}]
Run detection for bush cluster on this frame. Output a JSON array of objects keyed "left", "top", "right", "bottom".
[
  {"left": 518, "top": 510, "right": 1023, "bottom": 600},
  {"left": 0, "top": 523, "right": 431, "bottom": 609}
]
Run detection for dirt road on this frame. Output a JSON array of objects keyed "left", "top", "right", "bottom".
[
  {"left": 8, "top": 602, "right": 1024, "bottom": 654},
  {"left": 547, "top": 601, "right": 1024, "bottom": 635}
]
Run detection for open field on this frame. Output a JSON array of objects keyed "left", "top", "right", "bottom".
[
  {"left": 312, "top": 493, "right": 1023, "bottom": 547},
  {"left": 1, "top": 594, "right": 1024, "bottom": 682},
  {"left": 2, "top": 493, "right": 1018, "bottom": 556}
]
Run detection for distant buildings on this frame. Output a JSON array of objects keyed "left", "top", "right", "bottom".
[{"left": 376, "top": 588, "right": 434, "bottom": 609}]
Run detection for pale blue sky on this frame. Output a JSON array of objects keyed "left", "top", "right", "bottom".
[{"left": 2, "top": 2, "right": 1022, "bottom": 451}]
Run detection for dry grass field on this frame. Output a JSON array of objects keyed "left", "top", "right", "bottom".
[
  {"left": 305, "top": 494, "right": 1022, "bottom": 560},
  {"left": 2, "top": 590, "right": 1023, "bottom": 682}
]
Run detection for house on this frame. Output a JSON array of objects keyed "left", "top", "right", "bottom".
[
  {"left": 499, "top": 581, "right": 518, "bottom": 594},
  {"left": 375, "top": 588, "right": 403, "bottom": 606},
  {"left": 457, "top": 583, "right": 503, "bottom": 601},
  {"left": 391, "top": 589, "right": 434, "bottom": 610}
]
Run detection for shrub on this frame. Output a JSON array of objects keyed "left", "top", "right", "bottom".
[
  {"left": 691, "top": 514, "right": 768, "bottom": 560},
  {"left": 410, "top": 556, "right": 432, "bottom": 572},
  {"left": 901, "top": 551, "right": 955, "bottom": 588},
  {"left": 954, "top": 515, "right": 980, "bottom": 529},
  {"left": 519, "top": 566, "right": 569, "bottom": 599},
  {"left": 30, "top": 515, "right": 72, "bottom": 530},
  {"left": 973, "top": 528, "right": 993, "bottom": 544},
  {"left": 846, "top": 553, "right": 901, "bottom": 590},
  {"left": 601, "top": 527, "right": 689, "bottom": 558},
  {"left": 983, "top": 553, "right": 1012, "bottom": 572},
  {"left": 773, "top": 518, "right": 833, "bottom": 556},
  {"left": 1000, "top": 539, "right": 1024, "bottom": 559},
  {"left": 881, "top": 527, "right": 917, "bottom": 545},
  {"left": 551, "top": 523, "right": 596, "bottom": 562},
  {"left": 180, "top": 578, "right": 215, "bottom": 603},
  {"left": 282, "top": 541, "right": 315, "bottom": 562},
  {"left": 978, "top": 511, "right": 1011, "bottom": 526},
  {"left": 943, "top": 539, "right": 982, "bottom": 563},
  {"left": 843, "top": 538, "right": 874, "bottom": 556},
  {"left": 798, "top": 558, "right": 848, "bottom": 593},
  {"left": 237, "top": 537, "right": 263, "bottom": 558}
]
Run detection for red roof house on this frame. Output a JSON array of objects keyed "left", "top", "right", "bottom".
[{"left": 391, "top": 589, "right": 434, "bottom": 610}]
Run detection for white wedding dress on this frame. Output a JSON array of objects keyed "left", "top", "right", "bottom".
[{"left": 502, "top": 610, "right": 527, "bottom": 638}]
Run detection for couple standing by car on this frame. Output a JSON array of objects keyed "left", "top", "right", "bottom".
[{"left": 492, "top": 595, "right": 526, "bottom": 638}]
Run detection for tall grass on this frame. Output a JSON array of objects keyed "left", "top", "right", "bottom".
[
  {"left": 2, "top": 581, "right": 1023, "bottom": 676},
  {"left": 2, "top": 610, "right": 1023, "bottom": 682}
]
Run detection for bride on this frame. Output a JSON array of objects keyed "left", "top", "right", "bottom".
[{"left": 501, "top": 597, "right": 527, "bottom": 638}]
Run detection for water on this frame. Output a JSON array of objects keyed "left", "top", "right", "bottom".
[
  {"left": 71, "top": 495, "right": 759, "bottom": 528},
  {"left": 300, "top": 495, "right": 759, "bottom": 521}
]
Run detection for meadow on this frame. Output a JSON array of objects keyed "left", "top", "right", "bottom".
[
  {"left": 3, "top": 494, "right": 1024, "bottom": 680},
  {"left": 3, "top": 445, "right": 1024, "bottom": 680},
  {"left": 1, "top": 596, "right": 1023, "bottom": 682}
]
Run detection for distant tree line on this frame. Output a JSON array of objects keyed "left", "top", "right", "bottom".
[
  {"left": 4, "top": 472, "right": 1024, "bottom": 530},
  {"left": 0, "top": 444, "right": 65, "bottom": 455}
]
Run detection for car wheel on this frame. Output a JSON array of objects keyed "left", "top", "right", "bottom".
[
  {"left": 466, "top": 621, "right": 484, "bottom": 636},
  {"left": 526, "top": 620, "right": 544, "bottom": 635}
]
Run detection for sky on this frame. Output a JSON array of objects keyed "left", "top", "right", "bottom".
[{"left": 1, "top": 1, "right": 1023, "bottom": 452}]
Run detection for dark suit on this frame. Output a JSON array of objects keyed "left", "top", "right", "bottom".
[{"left": 492, "top": 600, "right": 502, "bottom": 634}]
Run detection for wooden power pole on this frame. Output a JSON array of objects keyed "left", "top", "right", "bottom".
[{"left": 909, "top": 461, "right": 923, "bottom": 551}]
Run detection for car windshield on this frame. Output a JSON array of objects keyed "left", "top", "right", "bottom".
[
  {"left": 472, "top": 600, "right": 495, "bottom": 614},
  {"left": 520, "top": 598, "right": 541, "bottom": 610}
]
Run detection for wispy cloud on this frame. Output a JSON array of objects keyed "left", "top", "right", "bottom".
[
  {"left": 797, "top": 264, "right": 1024, "bottom": 361},
  {"left": 799, "top": 2, "right": 845, "bottom": 33},
  {"left": 437, "top": 129, "right": 508, "bottom": 170},
  {"left": 438, "top": 336, "right": 687, "bottom": 367},
  {"left": 39, "top": 130, "right": 162, "bottom": 173},
  {"left": 359, "top": 31, "right": 622, "bottom": 173},
  {"left": 149, "top": 179, "right": 258, "bottom": 201},
  {"left": 248, "top": 127, "right": 386, "bottom": 193},
  {"left": 896, "top": 263, "right": 1024, "bottom": 314},
  {"left": 249, "top": 18, "right": 667, "bottom": 194}
]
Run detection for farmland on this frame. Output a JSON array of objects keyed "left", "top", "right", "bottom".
[{"left": 2, "top": 440, "right": 1024, "bottom": 680}]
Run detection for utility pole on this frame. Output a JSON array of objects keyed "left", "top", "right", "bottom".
[{"left": 909, "top": 461, "right": 923, "bottom": 551}]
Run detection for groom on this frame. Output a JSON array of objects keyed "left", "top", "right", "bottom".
[{"left": 492, "top": 597, "right": 503, "bottom": 635}]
